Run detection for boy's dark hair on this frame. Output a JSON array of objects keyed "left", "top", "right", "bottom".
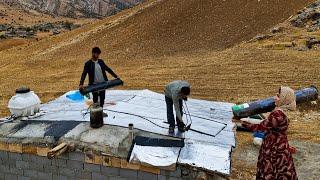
[
  {"left": 181, "top": 87, "right": 190, "bottom": 96},
  {"left": 92, "top": 47, "right": 101, "bottom": 54}
]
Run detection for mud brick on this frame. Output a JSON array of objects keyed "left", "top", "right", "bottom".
[
  {"left": 9, "top": 143, "right": 23, "bottom": 153},
  {"left": 102, "top": 155, "right": 111, "bottom": 167},
  {"left": 120, "top": 159, "right": 140, "bottom": 170},
  {"left": 110, "top": 157, "right": 121, "bottom": 168},
  {"left": 22, "top": 145, "right": 37, "bottom": 154},
  {"left": 0, "top": 141, "right": 9, "bottom": 151},
  {"left": 37, "top": 147, "right": 50, "bottom": 157}
]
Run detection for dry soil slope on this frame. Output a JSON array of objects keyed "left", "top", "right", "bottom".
[
  {"left": 0, "top": 0, "right": 315, "bottom": 114},
  {"left": 102, "top": 0, "right": 314, "bottom": 57}
]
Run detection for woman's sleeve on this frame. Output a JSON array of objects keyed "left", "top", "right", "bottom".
[{"left": 242, "top": 111, "right": 277, "bottom": 133}]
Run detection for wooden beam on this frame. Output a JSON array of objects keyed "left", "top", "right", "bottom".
[{"left": 47, "top": 143, "right": 68, "bottom": 159}]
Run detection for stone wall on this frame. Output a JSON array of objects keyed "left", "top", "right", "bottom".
[{"left": 0, "top": 150, "right": 227, "bottom": 180}]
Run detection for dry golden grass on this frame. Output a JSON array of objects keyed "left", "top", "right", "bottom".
[
  {"left": 0, "top": 0, "right": 319, "bottom": 179},
  {"left": 0, "top": 38, "right": 32, "bottom": 51}
]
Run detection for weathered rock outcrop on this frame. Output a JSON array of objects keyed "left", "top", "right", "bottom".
[{"left": 2, "top": 0, "right": 144, "bottom": 18}]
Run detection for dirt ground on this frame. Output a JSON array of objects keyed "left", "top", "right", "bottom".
[
  {"left": 0, "top": 0, "right": 319, "bottom": 179},
  {"left": 231, "top": 104, "right": 320, "bottom": 180}
]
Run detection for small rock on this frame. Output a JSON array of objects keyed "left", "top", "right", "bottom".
[
  {"left": 254, "top": 34, "right": 272, "bottom": 41},
  {"left": 271, "top": 26, "right": 283, "bottom": 33},
  {"left": 306, "top": 37, "right": 320, "bottom": 49}
]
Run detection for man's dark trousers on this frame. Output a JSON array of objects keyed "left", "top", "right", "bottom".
[
  {"left": 165, "top": 96, "right": 183, "bottom": 128},
  {"left": 93, "top": 90, "right": 106, "bottom": 107}
]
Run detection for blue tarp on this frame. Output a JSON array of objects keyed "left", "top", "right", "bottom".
[{"left": 66, "top": 91, "right": 84, "bottom": 102}]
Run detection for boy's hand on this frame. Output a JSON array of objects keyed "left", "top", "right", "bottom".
[{"left": 79, "top": 85, "right": 84, "bottom": 90}]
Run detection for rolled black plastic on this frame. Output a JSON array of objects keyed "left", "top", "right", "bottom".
[
  {"left": 80, "top": 79, "right": 124, "bottom": 95},
  {"left": 232, "top": 86, "right": 319, "bottom": 119}
]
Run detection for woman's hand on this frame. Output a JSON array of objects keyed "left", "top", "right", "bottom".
[{"left": 232, "top": 117, "right": 243, "bottom": 124}]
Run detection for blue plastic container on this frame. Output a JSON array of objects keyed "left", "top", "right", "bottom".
[
  {"left": 66, "top": 91, "right": 84, "bottom": 102},
  {"left": 253, "top": 131, "right": 265, "bottom": 139}
]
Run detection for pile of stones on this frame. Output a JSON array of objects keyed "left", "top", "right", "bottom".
[
  {"left": 290, "top": 1, "right": 320, "bottom": 32},
  {"left": 0, "top": 21, "right": 81, "bottom": 39}
]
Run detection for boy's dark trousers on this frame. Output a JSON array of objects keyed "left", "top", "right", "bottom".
[
  {"left": 165, "top": 96, "right": 183, "bottom": 128},
  {"left": 93, "top": 90, "right": 106, "bottom": 107}
]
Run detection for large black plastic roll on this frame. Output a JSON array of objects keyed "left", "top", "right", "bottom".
[
  {"left": 80, "top": 79, "right": 124, "bottom": 95},
  {"left": 232, "top": 86, "right": 319, "bottom": 119}
]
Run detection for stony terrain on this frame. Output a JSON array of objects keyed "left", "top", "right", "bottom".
[
  {"left": 0, "top": 2, "right": 93, "bottom": 25},
  {"left": 2, "top": 0, "right": 144, "bottom": 18},
  {"left": 0, "top": 0, "right": 319, "bottom": 179}
]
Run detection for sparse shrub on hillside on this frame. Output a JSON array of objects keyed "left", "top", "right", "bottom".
[
  {"left": 65, "top": 21, "right": 74, "bottom": 30},
  {"left": 25, "top": 27, "right": 33, "bottom": 32},
  {"left": 0, "top": 34, "right": 6, "bottom": 39}
]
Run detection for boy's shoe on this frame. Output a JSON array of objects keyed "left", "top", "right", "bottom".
[{"left": 169, "top": 127, "right": 175, "bottom": 134}]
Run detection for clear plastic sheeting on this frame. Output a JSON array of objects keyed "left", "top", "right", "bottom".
[
  {"left": 178, "top": 140, "right": 232, "bottom": 175},
  {"left": 129, "top": 145, "right": 180, "bottom": 169},
  {"left": 28, "top": 89, "right": 236, "bottom": 175}
]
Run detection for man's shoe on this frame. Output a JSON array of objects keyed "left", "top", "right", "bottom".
[
  {"left": 169, "top": 127, "right": 174, "bottom": 134},
  {"left": 178, "top": 125, "right": 186, "bottom": 132},
  {"left": 177, "top": 121, "right": 186, "bottom": 132}
]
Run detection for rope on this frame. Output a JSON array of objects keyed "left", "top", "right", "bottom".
[
  {"left": 0, "top": 115, "right": 17, "bottom": 125},
  {"left": 103, "top": 109, "right": 169, "bottom": 129},
  {"left": 183, "top": 100, "right": 192, "bottom": 128}
]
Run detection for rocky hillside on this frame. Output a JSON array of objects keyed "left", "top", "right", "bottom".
[{"left": 2, "top": 0, "right": 144, "bottom": 18}]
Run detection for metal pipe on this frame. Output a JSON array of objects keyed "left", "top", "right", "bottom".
[
  {"left": 128, "top": 123, "right": 134, "bottom": 143},
  {"left": 232, "top": 86, "right": 319, "bottom": 119}
]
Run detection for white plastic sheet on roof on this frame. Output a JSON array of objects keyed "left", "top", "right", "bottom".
[
  {"left": 130, "top": 145, "right": 180, "bottom": 170},
  {"left": 30, "top": 89, "right": 236, "bottom": 175}
]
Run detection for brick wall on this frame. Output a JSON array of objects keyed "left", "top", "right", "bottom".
[{"left": 0, "top": 150, "right": 222, "bottom": 180}]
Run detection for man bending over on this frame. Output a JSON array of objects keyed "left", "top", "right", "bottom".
[{"left": 165, "top": 80, "right": 191, "bottom": 133}]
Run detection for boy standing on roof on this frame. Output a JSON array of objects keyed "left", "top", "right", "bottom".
[
  {"left": 79, "top": 47, "right": 119, "bottom": 111},
  {"left": 165, "top": 80, "right": 191, "bottom": 133}
]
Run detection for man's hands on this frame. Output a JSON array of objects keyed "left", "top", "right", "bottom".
[{"left": 79, "top": 85, "right": 84, "bottom": 90}]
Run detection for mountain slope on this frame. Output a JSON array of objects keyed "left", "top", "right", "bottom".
[
  {"left": 2, "top": 0, "right": 144, "bottom": 18},
  {"left": 0, "top": 1, "right": 319, "bottom": 179},
  {"left": 0, "top": 0, "right": 316, "bottom": 111}
]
